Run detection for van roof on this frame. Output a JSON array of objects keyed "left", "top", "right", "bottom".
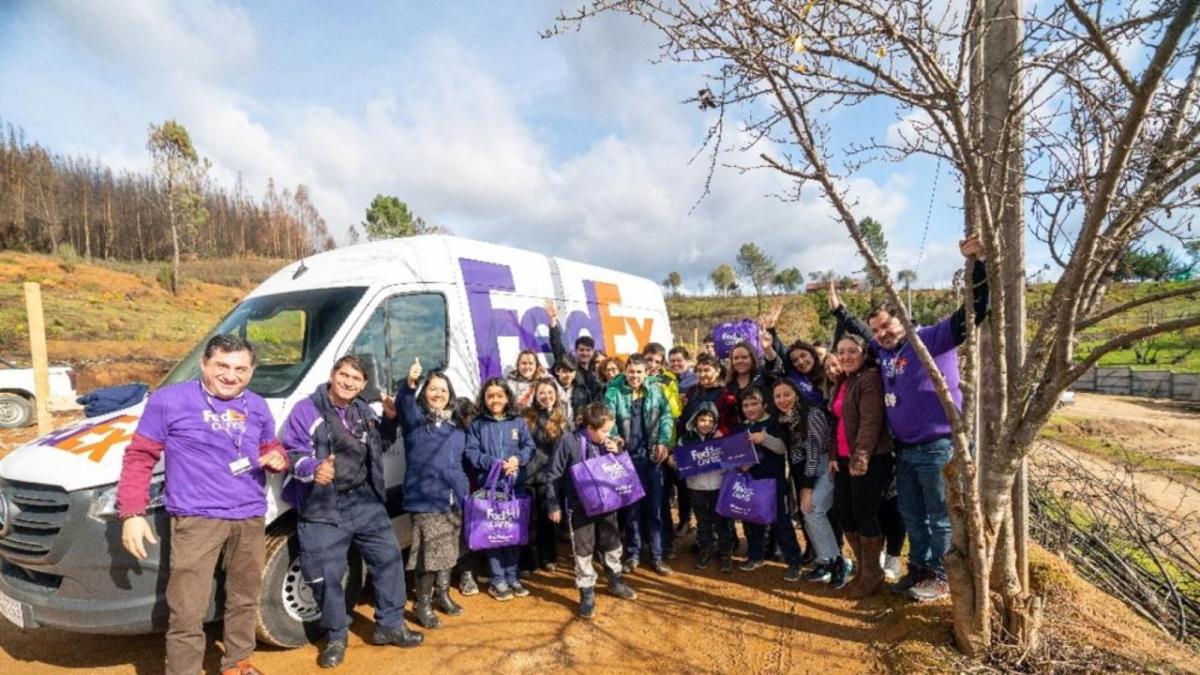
[
  {"left": 248, "top": 234, "right": 660, "bottom": 299},
  {"left": 250, "top": 235, "right": 456, "bottom": 297}
]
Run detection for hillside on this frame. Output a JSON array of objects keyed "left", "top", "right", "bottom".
[
  {"left": 0, "top": 252, "right": 289, "bottom": 389},
  {"left": 1, "top": 252, "right": 1196, "bottom": 383},
  {"left": 667, "top": 282, "right": 1200, "bottom": 372}
]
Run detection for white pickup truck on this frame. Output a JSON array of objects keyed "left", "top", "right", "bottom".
[{"left": 0, "top": 357, "right": 78, "bottom": 428}]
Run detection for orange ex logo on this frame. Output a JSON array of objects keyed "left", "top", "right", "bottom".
[
  {"left": 593, "top": 281, "right": 654, "bottom": 359},
  {"left": 43, "top": 414, "right": 139, "bottom": 463}
]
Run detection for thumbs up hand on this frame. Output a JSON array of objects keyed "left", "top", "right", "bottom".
[
  {"left": 406, "top": 358, "right": 423, "bottom": 388},
  {"left": 315, "top": 454, "right": 336, "bottom": 486}
]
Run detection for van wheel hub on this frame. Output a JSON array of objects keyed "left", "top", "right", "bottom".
[{"left": 282, "top": 559, "right": 320, "bottom": 623}]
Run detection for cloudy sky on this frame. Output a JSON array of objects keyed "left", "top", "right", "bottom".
[{"left": 1, "top": 0, "right": 986, "bottom": 291}]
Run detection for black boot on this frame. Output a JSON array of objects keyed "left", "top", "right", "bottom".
[
  {"left": 371, "top": 622, "right": 424, "bottom": 648},
  {"left": 606, "top": 571, "right": 637, "bottom": 600},
  {"left": 414, "top": 572, "right": 441, "bottom": 629},
  {"left": 317, "top": 638, "right": 346, "bottom": 668},
  {"left": 434, "top": 569, "right": 463, "bottom": 616},
  {"left": 579, "top": 587, "right": 596, "bottom": 619}
]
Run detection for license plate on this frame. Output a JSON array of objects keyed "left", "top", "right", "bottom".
[{"left": 0, "top": 589, "right": 24, "bottom": 627}]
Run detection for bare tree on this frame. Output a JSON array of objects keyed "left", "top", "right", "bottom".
[{"left": 548, "top": 0, "right": 1200, "bottom": 657}]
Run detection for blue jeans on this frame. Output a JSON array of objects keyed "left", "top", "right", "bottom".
[
  {"left": 801, "top": 466, "right": 838, "bottom": 564},
  {"left": 622, "top": 460, "right": 665, "bottom": 562},
  {"left": 298, "top": 483, "right": 407, "bottom": 641},
  {"left": 895, "top": 438, "right": 952, "bottom": 576},
  {"left": 485, "top": 545, "right": 521, "bottom": 587},
  {"left": 745, "top": 478, "right": 802, "bottom": 566}
]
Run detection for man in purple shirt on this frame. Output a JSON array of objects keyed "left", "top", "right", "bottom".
[
  {"left": 117, "top": 334, "right": 289, "bottom": 675},
  {"left": 829, "top": 234, "right": 988, "bottom": 602}
]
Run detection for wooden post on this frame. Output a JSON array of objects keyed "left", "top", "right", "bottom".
[{"left": 23, "top": 282, "right": 52, "bottom": 435}]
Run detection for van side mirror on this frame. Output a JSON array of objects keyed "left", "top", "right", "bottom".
[{"left": 359, "top": 353, "right": 386, "bottom": 401}]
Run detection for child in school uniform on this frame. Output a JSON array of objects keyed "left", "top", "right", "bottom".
[
  {"left": 544, "top": 402, "right": 639, "bottom": 619},
  {"left": 680, "top": 403, "right": 738, "bottom": 572},
  {"left": 735, "top": 386, "right": 804, "bottom": 581},
  {"left": 465, "top": 377, "right": 535, "bottom": 601}
]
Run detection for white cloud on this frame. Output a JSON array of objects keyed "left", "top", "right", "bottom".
[{"left": 35, "top": 0, "right": 928, "bottom": 288}]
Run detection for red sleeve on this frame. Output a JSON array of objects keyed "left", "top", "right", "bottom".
[
  {"left": 259, "top": 439, "right": 289, "bottom": 473},
  {"left": 117, "top": 432, "right": 164, "bottom": 518},
  {"left": 717, "top": 390, "right": 740, "bottom": 437}
]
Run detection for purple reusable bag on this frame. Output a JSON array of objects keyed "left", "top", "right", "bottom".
[
  {"left": 465, "top": 462, "right": 532, "bottom": 550},
  {"left": 715, "top": 471, "right": 776, "bottom": 525},
  {"left": 712, "top": 319, "right": 763, "bottom": 359},
  {"left": 569, "top": 433, "right": 646, "bottom": 517}
]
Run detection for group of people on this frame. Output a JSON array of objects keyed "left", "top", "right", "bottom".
[{"left": 115, "top": 236, "right": 987, "bottom": 673}]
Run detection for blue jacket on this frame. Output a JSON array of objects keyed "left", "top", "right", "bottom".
[
  {"left": 741, "top": 416, "right": 789, "bottom": 481},
  {"left": 397, "top": 383, "right": 469, "bottom": 513},
  {"left": 282, "top": 384, "right": 395, "bottom": 524},
  {"left": 465, "top": 414, "right": 535, "bottom": 485}
]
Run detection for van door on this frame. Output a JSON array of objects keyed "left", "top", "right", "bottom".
[{"left": 345, "top": 290, "right": 449, "bottom": 527}]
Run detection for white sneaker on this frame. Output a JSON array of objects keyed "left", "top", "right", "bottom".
[{"left": 883, "top": 554, "right": 902, "bottom": 583}]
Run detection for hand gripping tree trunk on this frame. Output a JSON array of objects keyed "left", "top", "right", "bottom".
[{"left": 551, "top": 0, "right": 1200, "bottom": 657}]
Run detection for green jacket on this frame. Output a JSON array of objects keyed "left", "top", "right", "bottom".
[{"left": 604, "top": 374, "right": 674, "bottom": 459}]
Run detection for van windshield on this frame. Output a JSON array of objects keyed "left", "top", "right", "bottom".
[{"left": 160, "top": 286, "right": 367, "bottom": 398}]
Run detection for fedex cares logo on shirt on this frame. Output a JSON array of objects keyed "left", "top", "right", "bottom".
[
  {"left": 40, "top": 414, "right": 139, "bottom": 463},
  {"left": 203, "top": 409, "right": 246, "bottom": 433},
  {"left": 459, "top": 258, "right": 655, "bottom": 381}
]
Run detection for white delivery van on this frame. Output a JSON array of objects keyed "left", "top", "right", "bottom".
[{"left": 0, "top": 235, "right": 671, "bottom": 647}]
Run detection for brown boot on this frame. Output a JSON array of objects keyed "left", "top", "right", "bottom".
[
  {"left": 849, "top": 536, "right": 885, "bottom": 599},
  {"left": 842, "top": 532, "right": 863, "bottom": 595}
]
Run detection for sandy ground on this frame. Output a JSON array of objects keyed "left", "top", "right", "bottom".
[
  {"left": 1058, "top": 393, "right": 1200, "bottom": 467},
  {"left": 2, "top": 392, "right": 1197, "bottom": 673},
  {"left": 0, "top": 544, "right": 887, "bottom": 674}
]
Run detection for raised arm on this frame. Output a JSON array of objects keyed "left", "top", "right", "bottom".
[{"left": 545, "top": 299, "right": 568, "bottom": 362}]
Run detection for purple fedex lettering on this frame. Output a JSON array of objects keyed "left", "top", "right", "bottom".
[
  {"left": 460, "top": 258, "right": 607, "bottom": 382},
  {"left": 461, "top": 259, "right": 524, "bottom": 381}
]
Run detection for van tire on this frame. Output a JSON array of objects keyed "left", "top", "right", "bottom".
[
  {"left": 256, "top": 528, "right": 364, "bottom": 648},
  {"left": 0, "top": 392, "right": 33, "bottom": 429}
]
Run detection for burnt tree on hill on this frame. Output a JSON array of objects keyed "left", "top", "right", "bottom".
[
  {"left": 0, "top": 116, "right": 335, "bottom": 262},
  {"left": 549, "top": 0, "right": 1200, "bottom": 658}
]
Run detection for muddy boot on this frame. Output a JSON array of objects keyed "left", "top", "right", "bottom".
[
  {"left": 843, "top": 532, "right": 863, "bottom": 595},
  {"left": 606, "top": 571, "right": 638, "bottom": 600},
  {"left": 434, "top": 569, "right": 463, "bottom": 616},
  {"left": 849, "top": 536, "right": 885, "bottom": 599},
  {"left": 579, "top": 586, "right": 597, "bottom": 619},
  {"left": 414, "top": 572, "right": 442, "bottom": 629}
]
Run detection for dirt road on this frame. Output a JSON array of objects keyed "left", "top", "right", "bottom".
[{"left": 0, "top": 550, "right": 887, "bottom": 674}]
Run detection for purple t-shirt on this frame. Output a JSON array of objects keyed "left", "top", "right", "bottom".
[
  {"left": 872, "top": 317, "right": 962, "bottom": 445},
  {"left": 135, "top": 381, "right": 277, "bottom": 519}
]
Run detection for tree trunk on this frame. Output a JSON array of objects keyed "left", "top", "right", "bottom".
[{"left": 82, "top": 187, "right": 91, "bottom": 258}]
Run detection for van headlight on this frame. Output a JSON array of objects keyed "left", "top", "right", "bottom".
[{"left": 90, "top": 476, "right": 166, "bottom": 520}]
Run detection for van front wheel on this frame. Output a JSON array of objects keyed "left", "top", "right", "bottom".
[{"left": 256, "top": 529, "right": 364, "bottom": 648}]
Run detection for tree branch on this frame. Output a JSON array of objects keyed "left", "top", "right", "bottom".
[{"left": 1077, "top": 281, "right": 1200, "bottom": 330}]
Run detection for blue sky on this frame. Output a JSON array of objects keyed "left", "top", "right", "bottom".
[{"left": 0, "top": 0, "right": 982, "bottom": 291}]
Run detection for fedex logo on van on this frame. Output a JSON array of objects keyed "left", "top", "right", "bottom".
[{"left": 459, "top": 258, "right": 654, "bottom": 381}]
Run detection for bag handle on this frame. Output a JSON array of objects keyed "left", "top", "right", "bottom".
[
  {"left": 578, "top": 431, "right": 600, "bottom": 460},
  {"left": 486, "top": 459, "right": 519, "bottom": 501},
  {"left": 484, "top": 461, "right": 504, "bottom": 500}
]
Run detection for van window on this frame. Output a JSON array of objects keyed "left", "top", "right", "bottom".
[
  {"left": 160, "top": 287, "right": 367, "bottom": 398},
  {"left": 347, "top": 293, "right": 447, "bottom": 395}
]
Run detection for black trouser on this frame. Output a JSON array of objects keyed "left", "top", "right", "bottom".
[
  {"left": 689, "top": 488, "right": 735, "bottom": 555},
  {"left": 879, "top": 494, "right": 905, "bottom": 556},
  {"left": 525, "top": 484, "right": 559, "bottom": 567},
  {"left": 833, "top": 454, "right": 894, "bottom": 538},
  {"left": 298, "top": 483, "right": 407, "bottom": 642}
]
